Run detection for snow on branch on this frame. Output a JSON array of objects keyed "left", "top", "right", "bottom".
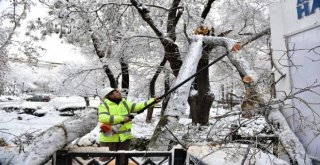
[
  {"left": 201, "top": 36, "right": 258, "bottom": 84},
  {"left": 165, "top": 35, "right": 241, "bottom": 117},
  {"left": 241, "top": 27, "right": 270, "bottom": 47},
  {"left": 201, "top": 36, "right": 240, "bottom": 51},
  {"left": 149, "top": 35, "right": 242, "bottom": 150},
  {"left": 130, "top": 0, "right": 163, "bottom": 40}
]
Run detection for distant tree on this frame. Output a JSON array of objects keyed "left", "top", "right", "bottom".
[
  {"left": 53, "top": 61, "right": 105, "bottom": 98},
  {"left": 5, "top": 62, "right": 60, "bottom": 95},
  {"left": 0, "top": 0, "right": 34, "bottom": 94}
]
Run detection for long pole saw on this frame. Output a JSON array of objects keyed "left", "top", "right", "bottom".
[{"left": 138, "top": 53, "right": 227, "bottom": 113}]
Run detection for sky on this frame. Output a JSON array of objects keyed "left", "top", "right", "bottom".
[{"left": 36, "top": 35, "right": 86, "bottom": 63}]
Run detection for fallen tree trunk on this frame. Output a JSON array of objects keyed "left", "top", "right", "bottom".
[{"left": 3, "top": 108, "right": 97, "bottom": 165}]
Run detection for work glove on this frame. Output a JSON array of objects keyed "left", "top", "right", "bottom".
[
  {"left": 128, "top": 114, "right": 134, "bottom": 119},
  {"left": 100, "top": 124, "right": 112, "bottom": 133},
  {"left": 155, "top": 97, "right": 162, "bottom": 103},
  {"left": 122, "top": 115, "right": 134, "bottom": 123}
]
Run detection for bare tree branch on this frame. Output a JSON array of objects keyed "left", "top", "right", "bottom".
[
  {"left": 130, "top": 0, "right": 165, "bottom": 43},
  {"left": 241, "top": 27, "right": 270, "bottom": 47},
  {"left": 201, "top": 0, "right": 216, "bottom": 20}
]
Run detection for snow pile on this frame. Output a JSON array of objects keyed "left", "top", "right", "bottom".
[
  {"left": 0, "top": 95, "right": 23, "bottom": 102},
  {"left": 49, "top": 96, "right": 87, "bottom": 108},
  {"left": 132, "top": 109, "right": 161, "bottom": 139},
  {"left": 188, "top": 144, "right": 288, "bottom": 165}
]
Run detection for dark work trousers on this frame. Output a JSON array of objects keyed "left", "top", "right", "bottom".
[{"left": 99, "top": 139, "right": 131, "bottom": 164}]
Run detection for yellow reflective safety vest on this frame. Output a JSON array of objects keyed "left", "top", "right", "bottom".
[{"left": 98, "top": 98, "right": 155, "bottom": 142}]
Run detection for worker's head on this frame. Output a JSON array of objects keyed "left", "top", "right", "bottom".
[
  {"left": 99, "top": 87, "right": 122, "bottom": 99},
  {"left": 108, "top": 89, "right": 122, "bottom": 100}
]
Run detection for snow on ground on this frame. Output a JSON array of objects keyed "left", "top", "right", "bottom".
[
  {"left": 0, "top": 96, "right": 287, "bottom": 164},
  {"left": 188, "top": 144, "right": 288, "bottom": 165},
  {"left": 0, "top": 96, "right": 90, "bottom": 143}
]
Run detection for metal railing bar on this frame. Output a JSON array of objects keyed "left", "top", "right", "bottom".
[
  {"left": 73, "top": 157, "right": 84, "bottom": 165},
  {"left": 128, "top": 157, "right": 140, "bottom": 164}
]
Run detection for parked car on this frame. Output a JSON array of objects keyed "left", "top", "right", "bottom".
[{"left": 25, "top": 94, "right": 51, "bottom": 102}]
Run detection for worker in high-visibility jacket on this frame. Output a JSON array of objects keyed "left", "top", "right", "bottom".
[{"left": 97, "top": 87, "right": 160, "bottom": 162}]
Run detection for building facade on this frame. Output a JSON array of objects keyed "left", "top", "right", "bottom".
[{"left": 270, "top": 0, "right": 320, "bottom": 161}]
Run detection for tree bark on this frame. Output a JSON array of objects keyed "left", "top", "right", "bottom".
[
  {"left": 120, "top": 57, "right": 129, "bottom": 96},
  {"left": 160, "top": 68, "right": 171, "bottom": 116},
  {"left": 164, "top": 44, "right": 182, "bottom": 77},
  {"left": 91, "top": 33, "right": 118, "bottom": 88},
  {"left": 188, "top": 94, "right": 197, "bottom": 120},
  {"left": 201, "top": 0, "right": 217, "bottom": 21},
  {"left": 103, "top": 65, "right": 118, "bottom": 88},
  {"left": 188, "top": 43, "right": 215, "bottom": 124},
  {"left": 91, "top": 33, "right": 106, "bottom": 58},
  {"left": 130, "top": 0, "right": 183, "bottom": 77},
  {"left": 187, "top": 0, "right": 220, "bottom": 124},
  {"left": 146, "top": 57, "right": 167, "bottom": 123},
  {"left": 189, "top": 59, "right": 214, "bottom": 124},
  {"left": 148, "top": 36, "right": 240, "bottom": 151},
  {"left": 84, "top": 96, "right": 90, "bottom": 107}
]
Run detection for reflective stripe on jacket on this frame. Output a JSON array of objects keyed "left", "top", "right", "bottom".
[{"left": 98, "top": 98, "right": 155, "bottom": 142}]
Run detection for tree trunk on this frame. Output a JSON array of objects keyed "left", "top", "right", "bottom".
[
  {"left": 91, "top": 33, "right": 118, "bottom": 88},
  {"left": 91, "top": 33, "right": 106, "bottom": 59},
  {"left": 103, "top": 65, "right": 118, "bottom": 88},
  {"left": 164, "top": 44, "right": 182, "bottom": 77},
  {"left": 148, "top": 36, "right": 239, "bottom": 151},
  {"left": 149, "top": 37, "right": 205, "bottom": 150},
  {"left": 84, "top": 96, "right": 90, "bottom": 107},
  {"left": 130, "top": 0, "right": 183, "bottom": 77},
  {"left": 188, "top": 43, "right": 215, "bottom": 125},
  {"left": 160, "top": 68, "right": 171, "bottom": 116},
  {"left": 188, "top": 94, "right": 197, "bottom": 120},
  {"left": 146, "top": 58, "right": 167, "bottom": 123},
  {"left": 188, "top": 61, "right": 215, "bottom": 124},
  {"left": 120, "top": 58, "right": 129, "bottom": 96}
]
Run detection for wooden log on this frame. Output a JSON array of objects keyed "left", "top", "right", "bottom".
[{"left": 10, "top": 109, "right": 98, "bottom": 165}]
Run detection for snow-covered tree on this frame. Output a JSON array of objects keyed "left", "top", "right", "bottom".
[
  {"left": 0, "top": 0, "right": 34, "bottom": 95},
  {"left": 53, "top": 60, "right": 105, "bottom": 97},
  {"left": 4, "top": 62, "right": 61, "bottom": 95},
  {"left": 26, "top": 0, "right": 164, "bottom": 94}
]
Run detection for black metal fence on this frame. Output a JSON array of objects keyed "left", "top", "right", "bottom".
[{"left": 53, "top": 147, "right": 187, "bottom": 165}]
